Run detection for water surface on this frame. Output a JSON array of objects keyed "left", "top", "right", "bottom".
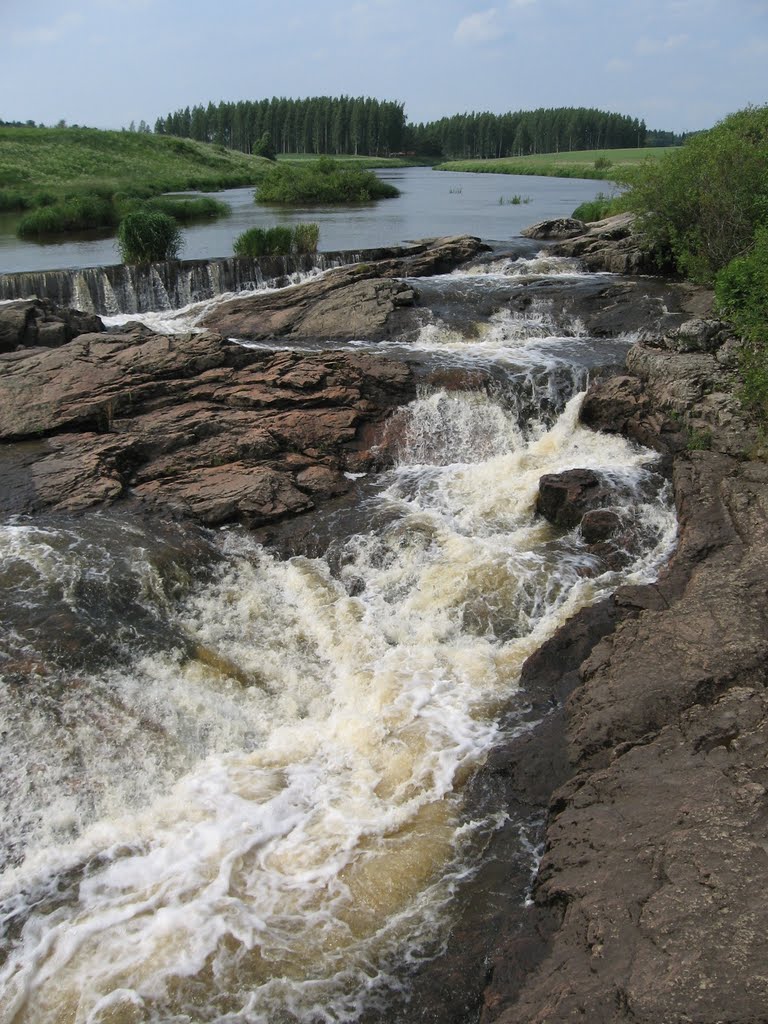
[{"left": 0, "top": 168, "right": 608, "bottom": 274}]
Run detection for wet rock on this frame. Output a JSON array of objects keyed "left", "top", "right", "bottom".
[
  {"left": 0, "top": 330, "right": 415, "bottom": 526},
  {"left": 580, "top": 508, "right": 621, "bottom": 543},
  {"left": 536, "top": 469, "right": 615, "bottom": 529},
  {"left": 0, "top": 298, "right": 103, "bottom": 353},
  {"left": 521, "top": 218, "right": 587, "bottom": 240},
  {"left": 202, "top": 235, "right": 488, "bottom": 341}
]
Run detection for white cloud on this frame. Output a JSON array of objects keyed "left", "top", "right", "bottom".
[
  {"left": 636, "top": 33, "right": 689, "bottom": 55},
  {"left": 454, "top": 8, "right": 505, "bottom": 44},
  {"left": 605, "top": 57, "right": 632, "bottom": 72},
  {"left": 11, "top": 12, "right": 84, "bottom": 45}
]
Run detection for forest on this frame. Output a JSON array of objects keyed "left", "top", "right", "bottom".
[{"left": 151, "top": 96, "right": 675, "bottom": 159}]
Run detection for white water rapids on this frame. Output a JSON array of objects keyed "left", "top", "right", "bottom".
[{"left": 0, "top": 255, "right": 677, "bottom": 1023}]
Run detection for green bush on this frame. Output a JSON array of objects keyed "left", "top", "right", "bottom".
[
  {"left": 715, "top": 225, "right": 768, "bottom": 416},
  {"left": 255, "top": 157, "right": 399, "bottom": 204},
  {"left": 117, "top": 210, "right": 182, "bottom": 263},
  {"left": 17, "top": 193, "right": 117, "bottom": 237},
  {"left": 233, "top": 222, "right": 321, "bottom": 258},
  {"left": 292, "top": 221, "right": 320, "bottom": 254},
  {"left": 622, "top": 105, "right": 768, "bottom": 282}
]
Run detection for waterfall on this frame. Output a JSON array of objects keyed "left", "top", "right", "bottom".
[{"left": 0, "top": 251, "right": 359, "bottom": 316}]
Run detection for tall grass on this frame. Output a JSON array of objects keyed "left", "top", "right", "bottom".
[{"left": 233, "top": 223, "right": 320, "bottom": 257}]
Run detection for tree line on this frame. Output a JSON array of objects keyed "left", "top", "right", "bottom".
[
  {"left": 407, "top": 108, "right": 647, "bottom": 159},
  {"left": 153, "top": 97, "right": 407, "bottom": 157},
  {"left": 152, "top": 98, "right": 677, "bottom": 159}
]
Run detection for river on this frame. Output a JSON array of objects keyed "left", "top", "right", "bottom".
[
  {"left": 0, "top": 192, "right": 673, "bottom": 1023},
  {"left": 0, "top": 167, "right": 610, "bottom": 274}
]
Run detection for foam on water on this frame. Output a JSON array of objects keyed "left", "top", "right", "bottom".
[
  {"left": 100, "top": 266, "right": 327, "bottom": 336},
  {"left": 0, "top": 377, "right": 676, "bottom": 1022}
]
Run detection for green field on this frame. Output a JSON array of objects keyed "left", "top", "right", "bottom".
[
  {"left": 276, "top": 153, "right": 428, "bottom": 168},
  {"left": 436, "top": 147, "right": 681, "bottom": 180},
  {"left": 0, "top": 126, "right": 272, "bottom": 211}
]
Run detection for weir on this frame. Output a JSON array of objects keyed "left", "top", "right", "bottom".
[{"left": 0, "top": 248, "right": 383, "bottom": 315}]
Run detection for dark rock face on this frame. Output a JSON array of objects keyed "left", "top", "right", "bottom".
[
  {"left": 536, "top": 469, "right": 614, "bottom": 529},
  {"left": 0, "top": 330, "right": 415, "bottom": 526},
  {"left": 202, "top": 235, "right": 488, "bottom": 341},
  {"left": 580, "top": 508, "right": 621, "bottom": 543},
  {"left": 0, "top": 298, "right": 103, "bottom": 353}
]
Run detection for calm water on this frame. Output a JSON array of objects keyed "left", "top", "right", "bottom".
[{"left": 0, "top": 167, "right": 608, "bottom": 274}]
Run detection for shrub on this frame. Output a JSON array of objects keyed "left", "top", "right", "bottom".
[
  {"left": 622, "top": 105, "right": 768, "bottom": 282},
  {"left": 292, "top": 221, "right": 320, "bottom": 254},
  {"left": 715, "top": 225, "right": 768, "bottom": 417},
  {"left": 255, "top": 158, "right": 399, "bottom": 204},
  {"left": 594, "top": 156, "right": 613, "bottom": 171},
  {"left": 117, "top": 210, "right": 182, "bottom": 263},
  {"left": 17, "top": 193, "right": 117, "bottom": 237}
]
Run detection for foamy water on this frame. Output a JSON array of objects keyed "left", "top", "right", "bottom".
[{"left": 0, "top": 248, "right": 676, "bottom": 1021}]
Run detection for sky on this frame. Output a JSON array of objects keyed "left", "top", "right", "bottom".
[{"left": 1, "top": 0, "right": 766, "bottom": 134}]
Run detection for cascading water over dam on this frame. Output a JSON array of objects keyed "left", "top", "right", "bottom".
[
  {"left": 0, "top": 253, "right": 677, "bottom": 1023},
  {"left": 0, "top": 250, "right": 361, "bottom": 316}
]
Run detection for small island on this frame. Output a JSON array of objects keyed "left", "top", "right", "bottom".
[{"left": 254, "top": 156, "right": 400, "bottom": 204}]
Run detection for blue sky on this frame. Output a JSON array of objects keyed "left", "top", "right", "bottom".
[{"left": 1, "top": 0, "right": 766, "bottom": 133}]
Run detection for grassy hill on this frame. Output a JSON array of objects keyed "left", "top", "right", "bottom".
[
  {"left": 0, "top": 126, "right": 272, "bottom": 212},
  {"left": 436, "top": 147, "right": 680, "bottom": 180}
]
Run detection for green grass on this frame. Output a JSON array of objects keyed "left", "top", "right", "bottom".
[
  {"left": 0, "top": 125, "right": 271, "bottom": 223},
  {"left": 233, "top": 223, "right": 319, "bottom": 258},
  {"left": 436, "top": 147, "right": 681, "bottom": 181},
  {"left": 277, "top": 153, "right": 427, "bottom": 168}
]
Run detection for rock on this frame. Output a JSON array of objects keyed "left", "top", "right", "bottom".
[
  {"left": 536, "top": 469, "right": 615, "bottom": 529},
  {"left": 0, "top": 330, "right": 416, "bottom": 527},
  {"left": 202, "top": 235, "right": 489, "bottom": 341},
  {"left": 499, "top": 450, "right": 768, "bottom": 1024},
  {"left": 521, "top": 218, "right": 587, "bottom": 240},
  {"left": 547, "top": 213, "right": 656, "bottom": 275},
  {"left": 661, "top": 316, "right": 733, "bottom": 353},
  {"left": 0, "top": 298, "right": 104, "bottom": 353},
  {"left": 580, "top": 508, "right": 621, "bottom": 543}
]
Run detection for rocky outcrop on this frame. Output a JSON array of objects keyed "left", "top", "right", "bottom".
[
  {"left": 472, "top": 294, "right": 768, "bottom": 1023},
  {"left": 548, "top": 213, "right": 655, "bottom": 275},
  {"left": 0, "top": 298, "right": 103, "bottom": 352},
  {"left": 521, "top": 218, "right": 587, "bottom": 240},
  {"left": 0, "top": 329, "right": 415, "bottom": 526},
  {"left": 202, "top": 235, "right": 489, "bottom": 341}
]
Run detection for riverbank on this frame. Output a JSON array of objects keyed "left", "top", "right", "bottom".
[
  {"left": 390, "top": 219, "right": 768, "bottom": 1023},
  {"left": 436, "top": 147, "right": 677, "bottom": 182}
]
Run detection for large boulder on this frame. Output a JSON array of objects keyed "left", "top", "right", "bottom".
[
  {"left": 536, "top": 468, "right": 616, "bottom": 529},
  {"left": 202, "top": 235, "right": 489, "bottom": 341}
]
